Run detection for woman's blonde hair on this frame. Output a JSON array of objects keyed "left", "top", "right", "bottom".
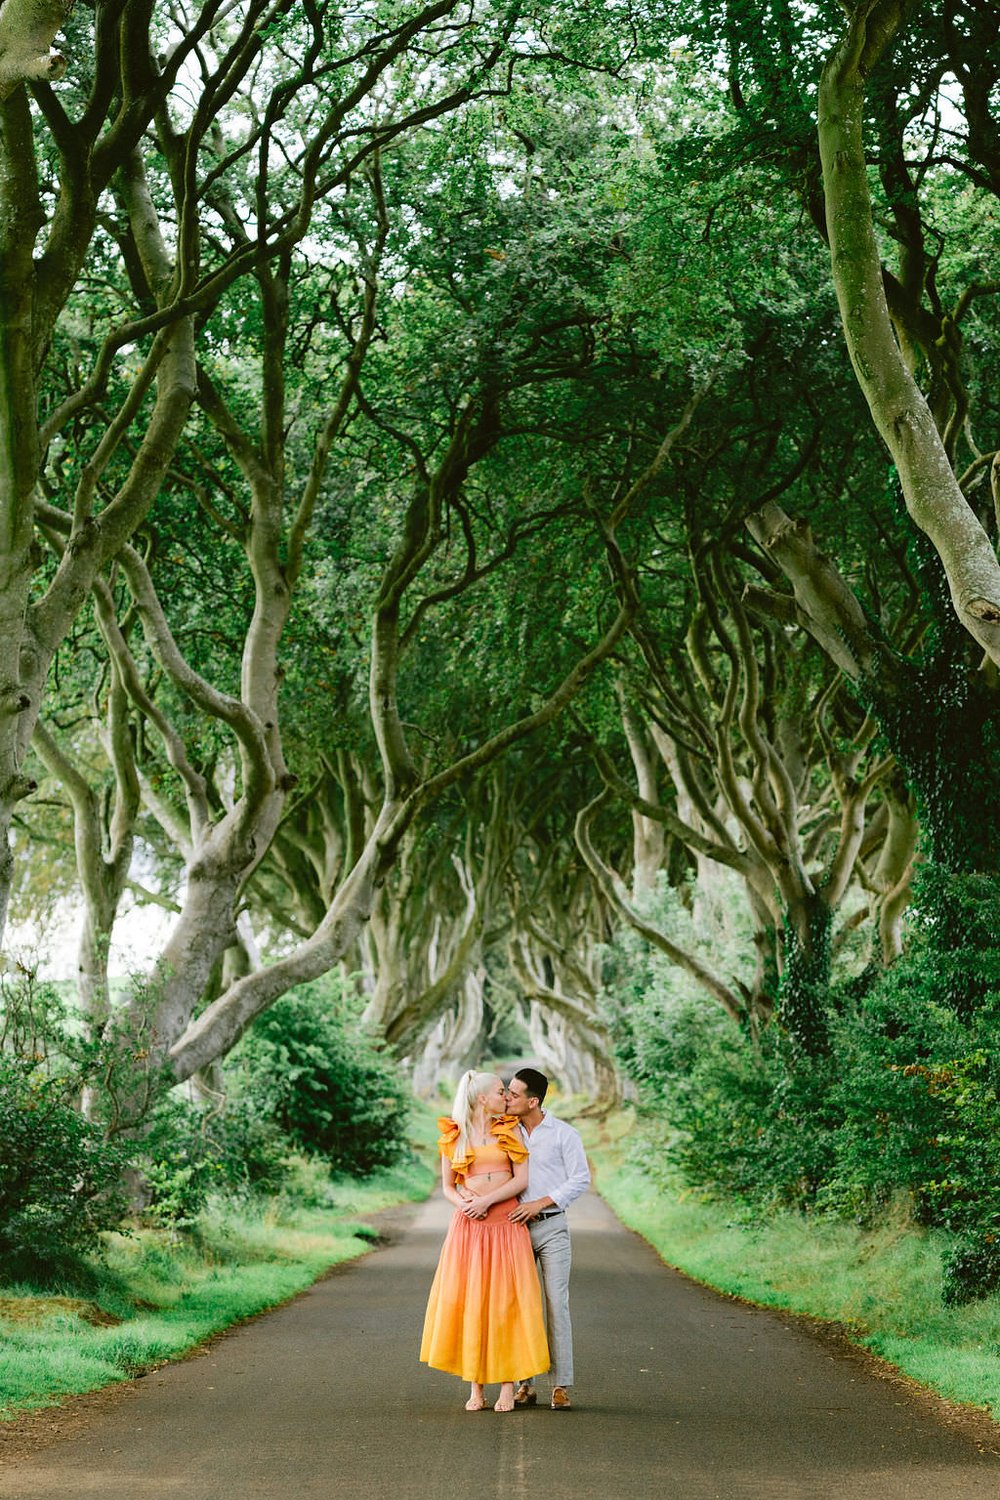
[{"left": 451, "top": 1069, "right": 502, "bottom": 1161}]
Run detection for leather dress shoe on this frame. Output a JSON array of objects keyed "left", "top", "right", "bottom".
[
  {"left": 550, "top": 1386, "right": 572, "bottom": 1410},
  {"left": 513, "top": 1383, "right": 537, "bottom": 1407}
]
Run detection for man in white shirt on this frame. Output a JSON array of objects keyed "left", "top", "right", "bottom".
[{"left": 504, "top": 1066, "right": 590, "bottom": 1411}]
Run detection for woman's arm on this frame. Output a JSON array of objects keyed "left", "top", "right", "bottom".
[
  {"left": 461, "top": 1160, "right": 528, "bottom": 1215},
  {"left": 441, "top": 1157, "right": 468, "bottom": 1208}
]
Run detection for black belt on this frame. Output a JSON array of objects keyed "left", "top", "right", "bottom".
[{"left": 533, "top": 1209, "right": 565, "bottom": 1220}]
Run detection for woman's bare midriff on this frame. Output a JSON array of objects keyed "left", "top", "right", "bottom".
[{"left": 464, "top": 1170, "right": 513, "bottom": 1198}]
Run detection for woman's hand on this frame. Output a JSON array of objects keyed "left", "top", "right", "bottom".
[{"left": 461, "top": 1195, "right": 489, "bottom": 1219}]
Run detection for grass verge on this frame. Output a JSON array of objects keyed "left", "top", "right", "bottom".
[
  {"left": 0, "top": 1151, "right": 434, "bottom": 1421},
  {"left": 583, "top": 1110, "right": 1000, "bottom": 1417}
]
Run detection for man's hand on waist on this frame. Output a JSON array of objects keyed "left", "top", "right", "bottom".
[{"left": 508, "top": 1196, "right": 556, "bottom": 1224}]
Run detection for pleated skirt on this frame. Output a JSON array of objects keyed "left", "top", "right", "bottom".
[{"left": 420, "top": 1201, "right": 550, "bottom": 1383}]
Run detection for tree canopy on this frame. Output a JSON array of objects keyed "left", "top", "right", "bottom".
[{"left": 2, "top": 0, "right": 1000, "bottom": 1242}]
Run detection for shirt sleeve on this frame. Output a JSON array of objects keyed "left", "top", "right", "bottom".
[{"left": 549, "top": 1123, "right": 591, "bottom": 1211}]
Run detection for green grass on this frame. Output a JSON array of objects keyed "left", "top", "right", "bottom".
[
  {"left": 0, "top": 1150, "right": 435, "bottom": 1421},
  {"left": 584, "top": 1110, "right": 1000, "bottom": 1417}
]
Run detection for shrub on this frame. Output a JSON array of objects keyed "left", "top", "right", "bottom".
[
  {"left": 620, "top": 1011, "right": 840, "bottom": 1210},
  {"left": 942, "top": 1235, "right": 1000, "bottom": 1306},
  {"left": 602, "top": 866, "right": 1000, "bottom": 1301},
  {"left": 229, "top": 978, "right": 411, "bottom": 1175},
  {"left": 0, "top": 1056, "right": 128, "bottom": 1276},
  {"left": 138, "top": 1095, "right": 292, "bottom": 1228},
  {"left": 599, "top": 899, "right": 837, "bottom": 1209}
]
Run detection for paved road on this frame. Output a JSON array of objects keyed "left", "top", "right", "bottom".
[{"left": 2, "top": 1192, "right": 999, "bottom": 1500}]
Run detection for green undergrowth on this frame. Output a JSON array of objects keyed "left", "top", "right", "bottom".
[
  {"left": 0, "top": 1149, "right": 435, "bottom": 1421},
  {"left": 584, "top": 1110, "right": 1000, "bottom": 1418}
]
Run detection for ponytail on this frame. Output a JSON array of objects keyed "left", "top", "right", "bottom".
[{"left": 451, "top": 1069, "right": 501, "bottom": 1162}]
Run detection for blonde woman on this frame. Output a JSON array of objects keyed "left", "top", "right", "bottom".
[{"left": 420, "top": 1070, "right": 549, "bottom": 1412}]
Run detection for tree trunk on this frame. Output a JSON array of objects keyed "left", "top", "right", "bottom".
[
  {"left": 818, "top": 7, "right": 1000, "bottom": 663},
  {"left": 621, "top": 700, "right": 665, "bottom": 896},
  {"left": 408, "top": 967, "right": 486, "bottom": 1096},
  {"left": 777, "top": 891, "right": 833, "bottom": 1056},
  {"left": 0, "top": 87, "right": 42, "bottom": 947}
]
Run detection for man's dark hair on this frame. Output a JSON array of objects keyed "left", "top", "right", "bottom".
[{"left": 513, "top": 1067, "right": 548, "bottom": 1105}]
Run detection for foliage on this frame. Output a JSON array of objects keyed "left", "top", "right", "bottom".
[
  {"left": 0, "top": 1056, "right": 128, "bottom": 1278},
  {"left": 0, "top": 966, "right": 292, "bottom": 1256},
  {"left": 229, "top": 977, "right": 412, "bottom": 1175},
  {"left": 0, "top": 971, "right": 132, "bottom": 1274},
  {"left": 941, "top": 1236, "right": 1000, "bottom": 1309},
  {"left": 603, "top": 864, "right": 1000, "bottom": 1301},
  {"left": 614, "top": 1003, "right": 841, "bottom": 1209},
  {"left": 138, "top": 1096, "right": 292, "bottom": 1230}
]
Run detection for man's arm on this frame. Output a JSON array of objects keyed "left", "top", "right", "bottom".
[
  {"left": 508, "top": 1123, "right": 590, "bottom": 1222},
  {"left": 547, "top": 1123, "right": 590, "bottom": 1210}
]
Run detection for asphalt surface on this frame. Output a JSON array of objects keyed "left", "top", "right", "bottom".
[{"left": 3, "top": 1191, "right": 1000, "bottom": 1500}]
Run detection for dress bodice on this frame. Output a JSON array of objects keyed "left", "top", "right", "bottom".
[{"left": 436, "top": 1115, "right": 528, "bottom": 1181}]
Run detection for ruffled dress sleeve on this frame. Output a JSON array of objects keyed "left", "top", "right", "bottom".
[
  {"left": 491, "top": 1113, "right": 528, "bottom": 1165},
  {"left": 436, "top": 1117, "right": 474, "bottom": 1180}
]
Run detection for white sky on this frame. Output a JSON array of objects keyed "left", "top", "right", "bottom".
[{"left": 7, "top": 899, "right": 175, "bottom": 983}]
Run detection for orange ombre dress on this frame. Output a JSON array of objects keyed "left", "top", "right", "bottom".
[{"left": 419, "top": 1115, "right": 550, "bottom": 1384}]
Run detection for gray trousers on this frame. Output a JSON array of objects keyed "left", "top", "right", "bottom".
[{"left": 525, "top": 1213, "right": 574, "bottom": 1387}]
